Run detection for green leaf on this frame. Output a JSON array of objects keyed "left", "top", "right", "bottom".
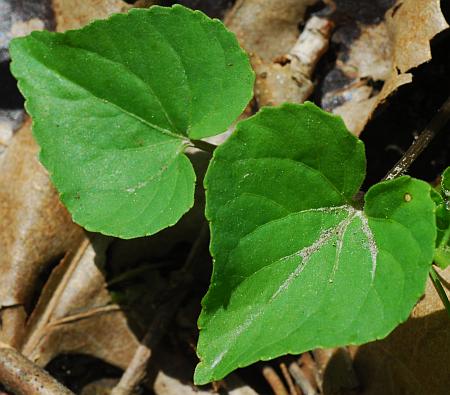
[
  {"left": 435, "top": 167, "right": 450, "bottom": 268},
  {"left": 9, "top": 5, "right": 254, "bottom": 238},
  {"left": 195, "top": 102, "right": 436, "bottom": 384},
  {"left": 442, "top": 167, "right": 450, "bottom": 197}
]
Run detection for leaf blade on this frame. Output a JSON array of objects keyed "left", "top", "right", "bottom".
[
  {"left": 195, "top": 103, "right": 435, "bottom": 384},
  {"left": 10, "top": 5, "right": 254, "bottom": 238}
]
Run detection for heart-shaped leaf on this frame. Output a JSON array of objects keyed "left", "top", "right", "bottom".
[
  {"left": 195, "top": 102, "right": 436, "bottom": 384},
  {"left": 10, "top": 5, "right": 254, "bottom": 238}
]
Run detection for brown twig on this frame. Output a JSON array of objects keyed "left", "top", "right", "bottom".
[
  {"left": 384, "top": 95, "right": 450, "bottom": 180},
  {"left": 279, "top": 362, "right": 300, "bottom": 395},
  {"left": 288, "top": 362, "right": 318, "bottom": 395},
  {"left": 110, "top": 225, "right": 209, "bottom": 395},
  {"left": 262, "top": 366, "right": 289, "bottom": 395},
  {"left": 0, "top": 342, "right": 74, "bottom": 395}
]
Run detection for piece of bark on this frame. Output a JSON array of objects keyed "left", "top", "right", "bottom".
[
  {"left": 0, "top": 119, "right": 84, "bottom": 347},
  {"left": 226, "top": 0, "right": 327, "bottom": 108},
  {"left": 255, "top": 15, "right": 333, "bottom": 106}
]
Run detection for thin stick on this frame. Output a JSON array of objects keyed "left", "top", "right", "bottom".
[
  {"left": 110, "top": 225, "right": 209, "bottom": 395},
  {"left": 0, "top": 342, "right": 74, "bottom": 395},
  {"left": 262, "top": 366, "right": 289, "bottom": 395},
  {"left": 429, "top": 266, "right": 450, "bottom": 318},
  {"left": 279, "top": 362, "right": 300, "bottom": 395},
  {"left": 288, "top": 362, "right": 317, "bottom": 395},
  {"left": 384, "top": 95, "right": 450, "bottom": 180}
]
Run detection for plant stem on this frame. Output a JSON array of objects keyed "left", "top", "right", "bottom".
[
  {"left": 191, "top": 139, "right": 217, "bottom": 154},
  {"left": 384, "top": 95, "right": 450, "bottom": 180},
  {"left": 0, "top": 342, "right": 74, "bottom": 395},
  {"left": 429, "top": 266, "right": 450, "bottom": 319},
  {"left": 110, "top": 224, "right": 209, "bottom": 395}
]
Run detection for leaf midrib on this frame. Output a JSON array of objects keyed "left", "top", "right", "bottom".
[
  {"left": 208, "top": 206, "right": 358, "bottom": 372},
  {"left": 217, "top": 207, "right": 404, "bottom": 375}
]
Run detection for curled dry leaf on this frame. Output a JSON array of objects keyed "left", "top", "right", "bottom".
[
  {"left": 226, "top": 0, "right": 316, "bottom": 61},
  {"left": 388, "top": 0, "right": 449, "bottom": 73},
  {"left": 0, "top": 119, "right": 84, "bottom": 347},
  {"left": 324, "top": 0, "right": 449, "bottom": 135},
  {"left": 21, "top": 236, "right": 140, "bottom": 370}
]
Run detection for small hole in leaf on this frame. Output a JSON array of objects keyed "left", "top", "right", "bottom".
[{"left": 404, "top": 193, "right": 412, "bottom": 202}]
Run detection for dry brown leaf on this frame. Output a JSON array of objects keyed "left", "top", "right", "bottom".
[
  {"left": 344, "top": 267, "right": 450, "bottom": 395},
  {"left": 21, "top": 236, "right": 140, "bottom": 369},
  {"left": 226, "top": 0, "right": 317, "bottom": 61},
  {"left": 388, "top": 0, "right": 449, "bottom": 73},
  {"left": 53, "top": 0, "right": 131, "bottom": 32},
  {"left": 254, "top": 15, "right": 333, "bottom": 107},
  {"left": 0, "top": 120, "right": 84, "bottom": 346},
  {"left": 325, "top": 0, "right": 448, "bottom": 135}
]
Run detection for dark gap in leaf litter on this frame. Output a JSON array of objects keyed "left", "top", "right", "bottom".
[
  {"left": 0, "top": 61, "right": 24, "bottom": 109},
  {"left": 360, "top": 26, "right": 450, "bottom": 190},
  {"left": 26, "top": 253, "right": 64, "bottom": 315},
  {"left": 331, "top": 0, "right": 396, "bottom": 25},
  {"left": 46, "top": 353, "right": 153, "bottom": 394}
]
